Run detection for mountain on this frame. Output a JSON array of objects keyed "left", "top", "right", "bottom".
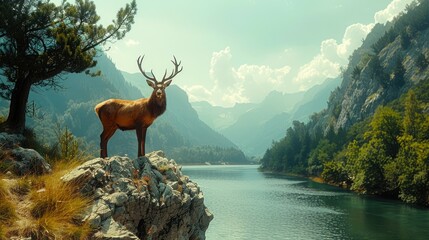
[
  {"left": 219, "top": 91, "right": 302, "bottom": 156},
  {"left": 15, "top": 53, "right": 244, "bottom": 162},
  {"left": 191, "top": 79, "right": 340, "bottom": 157},
  {"left": 191, "top": 101, "right": 256, "bottom": 131},
  {"left": 290, "top": 77, "right": 341, "bottom": 122},
  {"left": 318, "top": 18, "right": 429, "bottom": 134}
]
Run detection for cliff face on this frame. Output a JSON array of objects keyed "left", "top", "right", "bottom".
[
  {"left": 62, "top": 151, "right": 213, "bottom": 239},
  {"left": 323, "top": 15, "right": 429, "bottom": 133}
]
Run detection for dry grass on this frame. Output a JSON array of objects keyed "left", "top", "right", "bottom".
[
  {"left": 0, "top": 180, "right": 16, "bottom": 222},
  {"left": 0, "top": 159, "right": 93, "bottom": 239},
  {"left": 10, "top": 178, "right": 31, "bottom": 196},
  {"left": 25, "top": 159, "right": 92, "bottom": 239},
  {"left": 0, "top": 179, "right": 16, "bottom": 239}
]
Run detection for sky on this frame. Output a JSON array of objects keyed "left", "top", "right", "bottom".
[{"left": 87, "top": 0, "right": 413, "bottom": 107}]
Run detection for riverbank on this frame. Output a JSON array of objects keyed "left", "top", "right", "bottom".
[{"left": 258, "top": 166, "right": 425, "bottom": 208}]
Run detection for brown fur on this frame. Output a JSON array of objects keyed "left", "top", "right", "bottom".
[
  {"left": 95, "top": 55, "right": 181, "bottom": 158},
  {"left": 95, "top": 90, "right": 167, "bottom": 158}
]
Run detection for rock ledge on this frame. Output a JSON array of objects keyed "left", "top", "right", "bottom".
[{"left": 62, "top": 150, "right": 213, "bottom": 239}]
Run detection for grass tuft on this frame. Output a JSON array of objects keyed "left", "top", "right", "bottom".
[
  {"left": 0, "top": 179, "right": 16, "bottom": 225},
  {"left": 0, "top": 225, "right": 4, "bottom": 240},
  {"left": 26, "top": 161, "right": 92, "bottom": 239},
  {"left": 11, "top": 178, "right": 31, "bottom": 196}
]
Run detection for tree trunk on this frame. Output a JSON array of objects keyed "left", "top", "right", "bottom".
[{"left": 2, "top": 78, "right": 32, "bottom": 133}]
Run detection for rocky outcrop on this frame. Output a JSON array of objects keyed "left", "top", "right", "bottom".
[
  {"left": 327, "top": 25, "right": 429, "bottom": 133},
  {"left": 0, "top": 132, "right": 51, "bottom": 175},
  {"left": 62, "top": 151, "right": 213, "bottom": 239}
]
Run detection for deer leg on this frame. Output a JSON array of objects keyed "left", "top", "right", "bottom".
[
  {"left": 100, "top": 126, "right": 117, "bottom": 158},
  {"left": 142, "top": 127, "right": 147, "bottom": 156},
  {"left": 136, "top": 127, "right": 142, "bottom": 157},
  {"left": 136, "top": 127, "right": 147, "bottom": 157}
]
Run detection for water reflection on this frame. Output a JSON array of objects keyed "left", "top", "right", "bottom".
[{"left": 183, "top": 165, "right": 429, "bottom": 240}]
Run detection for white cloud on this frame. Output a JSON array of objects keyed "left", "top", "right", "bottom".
[
  {"left": 182, "top": 85, "right": 213, "bottom": 103},
  {"left": 294, "top": 25, "right": 366, "bottom": 90},
  {"left": 125, "top": 39, "right": 140, "bottom": 46},
  {"left": 374, "top": 0, "right": 414, "bottom": 24},
  {"left": 209, "top": 46, "right": 235, "bottom": 89},
  {"left": 294, "top": 55, "right": 341, "bottom": 90},
  {"left": 185, "top": 47, "right": 292, "bottom": 107},
  {"left": 294, "top": 0, "right": 411, "bottom": 91},
  {"left": 234, "top": 64, "right": 291, "bottom": 102},
  {"left": 336, "top": 23, "right": 375, "bottom": 59},
  {"left": 294, "top": 23, "right": 374, "bottom": 89}
]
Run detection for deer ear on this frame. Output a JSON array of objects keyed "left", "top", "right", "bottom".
[
  {"left": 163, "top": 79, "right": 173, "bottom": 87},
  {"left": 146, "top": 80, "right": 156, "bottom": 88}
]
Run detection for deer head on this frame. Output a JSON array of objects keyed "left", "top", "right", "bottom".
[{"left": 137, "top": 55, "right": 183, "bottom": 99}]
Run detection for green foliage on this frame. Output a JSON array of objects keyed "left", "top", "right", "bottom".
[
  {"left": 372, "top": 28, "right": 396, "bottom": 54},
  {"left": 57, "top": 127, "right": 79, "bottom": 161},
  {"left": 368, "top": 55, "right": 389, "bottom": 87},
  {"left": 321, "top": 160, "right": 348, "bottom": 185},
  {"left": 395, "top": 135, "right": 429, "bottom": 204},
  {"left": 416, "top": 52, "right": 428, "bottom": 70},
  {"left": 170, "top": 146, "right": 248, "bottom": 164},
  {"left": 371, "top": 0, "right": 429, "bottom": 54},
  {"left": 348, "top": 138, "right": 392, "bottom": 194},
  {"left": 391, "top": 58, "right": 406, "bottom": 87},
  {"left": 261, "top": 121, "right": 312, "bottom": 174},
  {"left": 351, "top": 66, "right": 362, "bottom": 80},
  {"left": 400, "top": 29, "right": 412, "bottom": 49},
  {"left": 307, "top": 139, "right": 337, "bottom": 176},
  {"left": 403, "top": 90, "right": 423, "bottom": 138},
  {"left": 365, "top": 106, "right": 401, "bottom": 157}
]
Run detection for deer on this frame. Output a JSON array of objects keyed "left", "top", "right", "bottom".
[{"left": 94, "top": 55, "right": 182, "bottom": 158}]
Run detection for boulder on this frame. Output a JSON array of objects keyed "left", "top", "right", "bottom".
[
  {"left": 0, "top": 132, "right": 25, "bottom": 148},
  {"left": 0, "top": 133, "right": 51, "bottom": 175},
  {"left": 10, "top": 147, "right": 52, "bottom": 175},
  {"left": 62, "top": 151, "right": 213, "bottom": 239}
]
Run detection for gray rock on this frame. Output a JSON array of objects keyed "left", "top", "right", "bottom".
[
  {"left": 0, "top": 132, "right": 24, "bottom": 148},
  {"left": 330, "top": 27, "right": 429, "bottom": 133},
  {"left": 98, "top": 218, "right": 140, "bottom": 240},
  {"left": 62, "top": 151, "right": 213, "bottom": 239},
  {"left": 10, "top": 147, "right": 51, "bottom": 175},
  {"left": 108, "top": 192, "right": 128, "bottom": 206}
]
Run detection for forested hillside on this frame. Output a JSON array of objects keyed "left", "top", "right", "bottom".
[{"left": 261, "top": 0, "right": 429, "bottom": 205}]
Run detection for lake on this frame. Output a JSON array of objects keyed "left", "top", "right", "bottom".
[{"left": 182, "top": 165, "right": 429, "bottom": 240}]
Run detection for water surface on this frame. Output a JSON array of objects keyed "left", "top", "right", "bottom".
[{"left": 182, "top": 165, "right": 429, "bottom": 240}]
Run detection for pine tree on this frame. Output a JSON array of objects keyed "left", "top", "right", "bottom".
[{"left": 0, "top": 0, "right": 137, "bottom": 133}]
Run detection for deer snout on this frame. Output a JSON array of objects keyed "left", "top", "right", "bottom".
[{"left": 156, "top": 89, "right": 163, "bottom": 97}]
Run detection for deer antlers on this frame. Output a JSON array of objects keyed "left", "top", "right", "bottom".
[{"left": 137, "top": 55, "right": 183, "bottom": 83}]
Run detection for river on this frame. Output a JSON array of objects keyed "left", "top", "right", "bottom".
[{"left": 182, "top": 165, "right": 429, "bottom": 240}]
